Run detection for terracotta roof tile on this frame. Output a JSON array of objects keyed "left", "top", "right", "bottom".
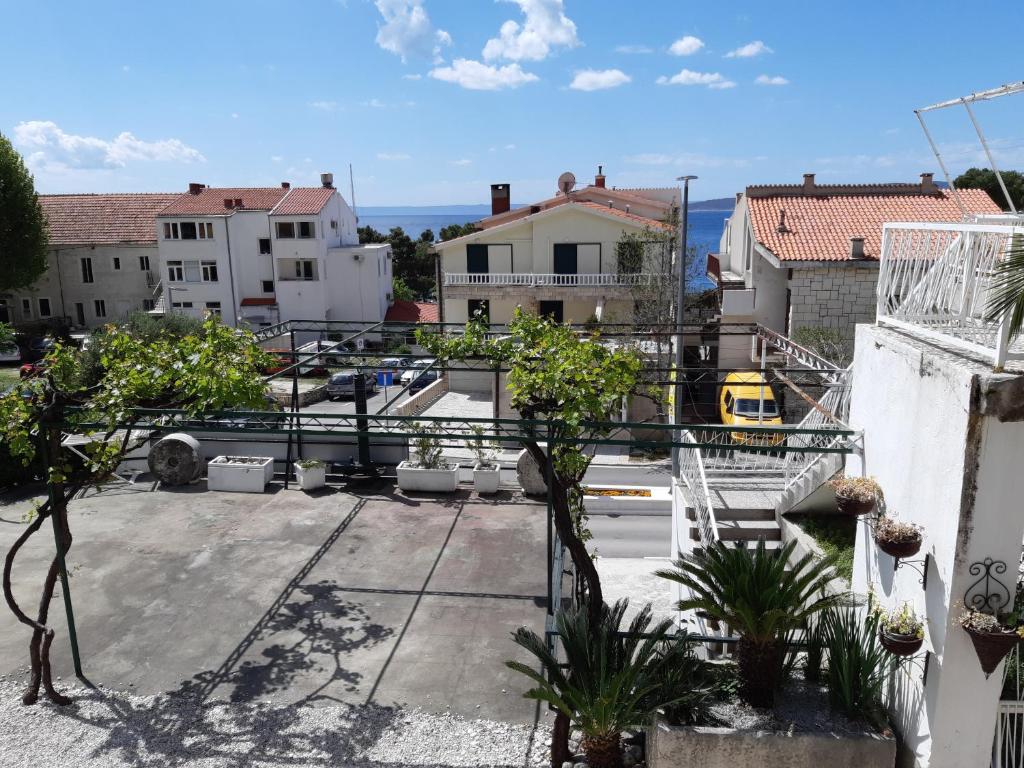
[
  {"left": 385, "top": 300, "right": 439, "bottom": 323},
  {"left": 40, "top": 193, "right": 179, "bottom": 246},
  {"left": 575, "top": 201, "right": 672, "bottom": 231},
  {"left": 160, "top": 187, "right": 289, "bottom": 216},
  {"left": 271, "top": 187, "right": 335, "bottom": 216},
  {"left": 748, "top": 189, "right": 1001, "bottom": 262}
]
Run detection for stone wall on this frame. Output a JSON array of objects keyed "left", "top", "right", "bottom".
[{"left": 788, "top": 265, "right": 878, "bottom": 341}]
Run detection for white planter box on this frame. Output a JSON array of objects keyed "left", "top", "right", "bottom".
[
  {"left": 473, "top": 463, "right": 501, "bottom": 494},
  {"left": 295, "top": 462, "right": 326, "bottom": 491},
  {"left": 207, "top": 456, "right": 274, "bottom": 493},
  {"left": 397, "top": 460, "right": 459, "bottom": 493}
]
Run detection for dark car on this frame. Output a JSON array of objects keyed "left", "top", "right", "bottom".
[
  {"left": 326, "top": 371, "right": 378, "bottom": 401},
  {"left": 407, "top": 369, "right": 440, "bottom": 393}
]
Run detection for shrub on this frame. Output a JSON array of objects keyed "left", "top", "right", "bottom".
[
  {"left": 822, "top": 606, "right": 892, "bottom": 727},
  {"left": 876, "top": 603, "right": 924, "bottom": 638},
  {"left": 295, "top": 458, "right": 325, "bottom": 470},
  {"left": 407, "top": 422, "right": 445, "bottom": 469},
  {"left": 829, "top": 474, "right": 882, "bottom": 502},
  {"left": 466, "top": 424, "right": 498, "bottom": 468}
]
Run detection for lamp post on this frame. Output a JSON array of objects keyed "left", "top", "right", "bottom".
[{"left": 672, "top": 175, "right": 697, "bottom": 479}]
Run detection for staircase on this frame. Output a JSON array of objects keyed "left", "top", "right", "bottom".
[{"left": 684, "top": 478, "right": 783, "bottom": 552}]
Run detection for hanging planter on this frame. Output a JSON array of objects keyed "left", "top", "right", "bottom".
[
  {"left": 873, "top": 517, "right": 923, "bottom": 559},
  {"left": 829, "top": 475, "right": 882, "bottom": 517},
  {"left": 959, "top": 610, "right": 1021, "bottom": 677},
  {"left": 877, "top": 603, "right": 925, "bottom": 657}
]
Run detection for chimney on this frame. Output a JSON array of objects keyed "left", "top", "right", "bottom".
[
  {"left": 849, "top": 236, "right": 865, "bottom": 260},
  {"left": 920, "top": 172, "right": 937, "bottom": 194},
  {"left": 595, "top": 164, "right": 606, "bottom": 188},
  {"left": 223, "top": 198, "right": 234, "bottom": 209},
  {"left": 233, "top": 198, "right": 243, "bottom": 209},
  {"left": 490, "top": 183, "right": 511, "bottom": 216},
  {"left": 281, "top": 182, "right": 291, "bottom": 189},
  {"left": 320, "top": 172, "right": 334, "bottom": 189},
  {"left": 188, "top": 182, "right": 204, "bottom": 195},
  {"left": 776, "top": 208, "right": 789, "bottom": 234},
  {"left": 803, "top": 173, "right": 816, "bottom": 193}
]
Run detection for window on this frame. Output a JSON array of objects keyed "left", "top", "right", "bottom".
[
  {"left": 171, "top": 301, "right": 194, "bottom": 309},
  {"left": 74, "top": 303, "right": 85, "bottom": 326},
  {"left": 276, "top": 222, "right": 295, "bottom": 239},
  {"left": 198, "top": 222, "right": 214, "bottom": 239},
  {"left": 139, "top": 255, "right": 151, "bottom": 271},
  {"left": 553, "top": 244, "right": 578, "bottom": 275},
  {"left": 112, "top": 256, "right": 121, "bottom": 271},
  {"left": 258, "top": 238, "right": 272, "bottom": 255},
  {"left": 142, "top": 299, "right": 155, "bottom": 311},
  {"left": 94, "top": 300, "right": 107, "bottom": 318},
  {"left": 295, "top": 260, "right": 315, "bottom": 280},
  {"left": 330, "top": 220, "right": 338, "bottom": 230},
  {"left": 180, "top": 222, "right": 198, "bottom": 240},
  {"left": 205, "top": 301, "right": 222, "bottom": 317},
  {"left": 21, "top": 298, "right": 32, "bottom": 319},
  {"left": 81, "top": 257, "right": 94, "bottom": 283},
  {"left": 467, "top": 244, "right": 489, "bottom": 274},
  {"left": 298, "top": 221, "right": 315, "bottom": 239},
  {"left": 163, "top": 222, "right": 180, "bottom": 239},
  {"left": 468, "top": 299, "right": 490, "bottom": 321},
  {"left": 37, "top": 298, "right": 52, "bottom": 318},
  {"left": 167, "top": 261, "right": 185, "bottom": 282},
  {"left": 262, "top": 280, "right": 275, "bottom": 293},
  {"left": 538, "top": 301, "right": 563, "bottom": 323},
  {"left": 201, "top": 261, "right": 218, "bottom": 282},
  {"left": 184, "top": 261, "right": 201, "bottom": 282}
]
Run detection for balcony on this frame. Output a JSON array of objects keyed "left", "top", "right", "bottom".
[
  {"left": 444, "top": 272, "right": 663, "bottom": 287},
  {"left": 877, "top": 219, "right": 1024, "bottom": 367}
]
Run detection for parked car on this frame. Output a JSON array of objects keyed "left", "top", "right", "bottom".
[
  {"left": 208, "top": 395, "right": 286, "bottom": 429},
  {"left": 404, "top": 369, "right": 440, "bottom": 393},
  {"left": 407, "top": 358, "right": 436, "bottom": 370},
  {"left": 718, "top": 371, "right": 783, "bottom": 446},
  {"left": 379, "top": 357, "right": 409, "bottom": 373},
  {"left": 326, "top": 370, "right": 378, "bottom": 401},
  {"left": 0, "top": 341, "right": 21, "bottom": 364}
]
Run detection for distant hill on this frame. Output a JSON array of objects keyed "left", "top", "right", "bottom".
[{"left": 688, "top": 197, "right": 734, "bottom": 211}]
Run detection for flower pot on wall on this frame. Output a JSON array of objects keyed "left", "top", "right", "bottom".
[
  {"left": 295, "top": 462, "right": 326, "bottom": 491},
  {"left": 473, "top": 463, "right": 501, "bottom": 494},
  {"left": 880, "top": 630, "right": 924, "bottom": 657},
  {"left": 875, "top": 532, "right": 922, "bottom": 559},
  {"left": 964, "top": 626, "right": 1019, "bottom": 676},
  {"left": 396, "top": 460, "right": 459, "bottom": 493},
  {"left": 836, "top": 495, "right": 876, "bottom": 516}
]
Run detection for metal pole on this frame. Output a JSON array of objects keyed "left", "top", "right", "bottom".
[
  {"left": 759, "top": 339, "right": 767, "bottom": 424},
  {"left": 914, "top": 109, "right": 968, "bottom": 217},
  {"left": 671, "top": 177, "right": 695, "bottom": 478},
  {"left": 962, "top": 98, "right": 1018, "bottom": 214}
]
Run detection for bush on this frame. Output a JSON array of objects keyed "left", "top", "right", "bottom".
[
  {"left": 822, "top": 606, "right": 892, "bottom": 727},
  {"left": 796, "top": 514, "right": 855, "bottom": 582}
]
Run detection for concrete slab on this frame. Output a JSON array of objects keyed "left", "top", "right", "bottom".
[{"left": 0, "top": 483, "right": 550, "bottom": 725}]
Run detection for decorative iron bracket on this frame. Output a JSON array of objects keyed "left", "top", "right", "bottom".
[
  {"left": 964, "top": 558, "right": 1011, "bottom": 614},
  {"left": 899, "top": 650, "right": 931, "bottom": 686},
  {"left": 895, "top": 553, "right": 930, "bottom": 589}
]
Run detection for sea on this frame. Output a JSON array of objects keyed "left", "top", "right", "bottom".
[{"left": 358, "top": 208, "right": 730, "bottom": 292}]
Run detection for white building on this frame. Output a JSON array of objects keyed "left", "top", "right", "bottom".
[
  {"left": 155, "top": 174, "right": 392, "bottom": 328},
  {"left": 433, "top": 168, "right": 679, "bottom": 325},
  {"left": 0, "top": 193, "right": 177, "bottom": 329}
]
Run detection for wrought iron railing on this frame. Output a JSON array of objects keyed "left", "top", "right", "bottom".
[
  {"left": 443, "top": 272, "right": 664, "bottom": 287},
  {"left": 878, "top": 221, "right": 1024, "bottom": 367}
]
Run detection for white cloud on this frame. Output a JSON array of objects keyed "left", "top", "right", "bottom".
[
  {"left": 13, "top": 120, "right": 204, "bottom": 171},
  {"left": 452, "top": 158, "right": 472, "bottom": 166},
  {"left": 377, "top": 152, "right": 411, "bottom": 161},
  {"left": 569, "top": 68, "right": 631, "bottom": 91},
  {"left": 505, "top": 143, "right": 517, "bottom": 150},
  {"left": 656, "top": 69, "right": 736, "bottom": 89},
  {"left": 668, "top": 35, "right": 704, "bottom": 56},
  {"left": 754, "top": 74, "right": 788, "bottom": 86},
  {"left": 374, "top": 0, "right": 451, "bottom": 63},
  {"left": 367, "top": 98, "right": 386, "bottom": 108},
  {"left": 623, "top": 151, "right": 753, "bottom": 169},
  {"left": 271, "top": 156, "right": 284, "bottom": 163},
  {"left": 482, "top": 0, "right": 579, "bottom": 62},
  {"left": 615, "top": 44, "right": 653, "bottom": 54},
  {"left": 725, "top": 40, "right": 772, "bottom": 58},
  {"left": 429, "top": 59, "right": 539, "bottom": 90},
  {"left": 121, "top": 64, "right": 131, "bottom": 72},
  {"left": 231, "top": 112, "right": 240, "bottom": 119},
  {"left": 402, "top": 73, "right": 423, "bottom": 80},
  {"left": 310, "top": 100, "right": 339, "bottom": 111}
]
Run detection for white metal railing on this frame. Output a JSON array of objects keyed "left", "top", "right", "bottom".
[
  {"left": 782, "top": 373, "right": 853, "bottom": 491},
  {"left": 678, "top": 430, "right": 719, "bottom": 548},
  {"left": 993, "top": 644, "right": 1024, "bottom": 767},
  {"left": 878, "top": 221, "right": 1024, "bottom": 367},
  {"left": 443, "top": 272, "right": 664, "bottom": 287}
]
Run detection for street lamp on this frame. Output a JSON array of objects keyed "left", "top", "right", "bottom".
[{"left": 672, "top": 175, "right": 697, "bottom": 479}]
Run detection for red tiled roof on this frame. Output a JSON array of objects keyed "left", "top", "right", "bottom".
[
  {"left": 160, "top": 187, "right": 290, "bottom": 216},
  {"left": 385, "top": 300, "right": 439, "bottom": 323},
  {"left": 748, "top": 188, "right": 1001, "bottom": 262},
  {"left": 39, "top": 193, "right": 179, "bottom": 246},
  {"left": 476, "top": 185, "right": 673, "bottom": 230},
  {"left": 271, "top": 187, "right": 335, "bottom": 216},
  {"left": 240, "top": 297, "right": 277, "bottom": 307},
  {"left": 574, "top": 201, "right": 672, "bottom": 231}
]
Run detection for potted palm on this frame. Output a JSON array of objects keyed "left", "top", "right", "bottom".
[
  {"left": 877, "top": 603, "right": 925, "bottom": 657},
  {"left": 397, "top": 423, "right": 458, "bottom": 493},
  {"left": 466, "top": 425, "right": 500, "bottom": 494},
  {"left": 829, "top": 474, "right": 882, "bottom": 516},
  {"left": 294, "top": 458, "right": 326, "bottom": 491},
  {"left": 959, "top": 608, "right": 1023, "bottom": 677},
  {"left": 873, "top": 517, "right": 922, "bottom": 559},
  {"left": 657, "top": 540, "right": 841, "bottom": 708}
]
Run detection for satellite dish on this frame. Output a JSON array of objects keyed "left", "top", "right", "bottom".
[{"left": 557, "top": 171, "right": 576, "bottom": 196}]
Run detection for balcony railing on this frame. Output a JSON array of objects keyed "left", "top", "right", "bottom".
[
  {"left": 877, "top": 220, "right": 1024, "bottom": 368},
  {"left": 443, "top": 272, "right": 664, "bottom": 287}
]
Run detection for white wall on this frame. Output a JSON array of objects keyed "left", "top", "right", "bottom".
[{"left": 324, "top": 244, "right": 392, "bottom": 323}]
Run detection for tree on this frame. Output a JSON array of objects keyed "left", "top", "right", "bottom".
[
  {"left": 987, "top": 236, "right": 1024, "bottom": 343},
  {"left": 357, "top": 225, "right": 388, "bottom": 244},
  {"left": 0, "top": 316, "right": 270, "bottom": 706},
  {"left": 0, "top": 132, "right": 49, "bottom": 292},
  {"left": 359, "top": 225, "right": 436, "bottom": 300},
  {"left": 439, "top": 222, "right": 479, "bottom": 242},
  {"left": 391, "top": 276, "right": 415, "bottom": 302},
  {"left": 954, "top": 167, "right": 1024, "bottom": 212},
  {"left": 791, "top": 326, "right": 851, "bottom": 367}
]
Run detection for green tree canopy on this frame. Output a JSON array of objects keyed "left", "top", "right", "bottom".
[
  {"left": 0, "top": 132, "right": 49, "bottom": 292},
  {"left": 439, "top": 222, "right": 479, "bottom": 242},
  {"left": 359, "top": 225, "right": 436, "bottom": 300},
  {"left": 954, "top": 167, "right": 1024, "bottom": 212}
]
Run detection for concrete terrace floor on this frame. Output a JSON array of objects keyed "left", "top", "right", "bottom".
[{"left": 0, "top": 481, "right": 551, "bottom": 726}]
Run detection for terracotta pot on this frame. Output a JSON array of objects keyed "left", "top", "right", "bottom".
[
  {"left": 880, "top": 630, "right": 923, "bottom": 657},
  {"left": 964, "top": 625, "right": 1020, "bottom": 676},
  {"left": 875, "top": 532, "right": 922, "bottom": 559},
  {"left": 836, "top": 494, "right": 876, "bottom": 516}
]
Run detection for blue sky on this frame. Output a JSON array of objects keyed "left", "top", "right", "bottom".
[{"left": 2, "top": 0, "right": 1022, "bottom": 205}]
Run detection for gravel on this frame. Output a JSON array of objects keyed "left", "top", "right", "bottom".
[{"left": 0, "top": 680, "right": 551, "bottom": 768}]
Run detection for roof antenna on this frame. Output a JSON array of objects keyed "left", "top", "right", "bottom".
[
  {"left": 349, "top": 163, "right": 358, "bottom": 223},
  {"left": 776, "top": 208, "right": 790, "bottom": 233}
]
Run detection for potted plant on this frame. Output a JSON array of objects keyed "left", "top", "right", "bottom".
[
  {"left": 466, "top": 425, "right": 500, "bottom": 494},
  {"left": 207, "top": 455, "right": 274, "bottom": 493},
  {"left": 873, "top": 516, "right": 923, "bottom": 559},
  {"left": 397, "top": 423, "right": 458, "bottom": 493},
  {"left": 877, "top": 603, "right": 925, "bottom": 657},
  {"left": 959, "top": 608, "right": 1023, "bottom": 677},
  {"left": 294, "top": 458, "right": 326, "bottom": 491},
  {"left": 829, "top": 474, "right": 882, "bottom": 516}
]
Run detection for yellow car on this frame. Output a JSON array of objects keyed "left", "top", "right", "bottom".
[{"left": 719, "top": 372, "right": 784, "bottom": 446}]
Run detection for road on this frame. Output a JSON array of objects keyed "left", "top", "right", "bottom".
[
  {"left": 584, "top": 463, "right": 671, "bottom": 488},
  {"left": 587, "top": 513, "right": 672, "bottom": 559}
]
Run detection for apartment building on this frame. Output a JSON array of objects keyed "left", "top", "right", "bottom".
[
  {"left": 0, "top": 193, "right": 177, "bottom": 329},
  {"left": 433, "top": 168, "right": 679, "bottom": 325},
  {"left": 155, "top": 173, "right": 392, "bottom": 328}
]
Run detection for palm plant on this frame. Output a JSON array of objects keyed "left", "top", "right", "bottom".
[
  {"left": 507, "top": 600, "right": 682, "bottom": 768},
  {"left": 987, "top": 236, "right": 1024, "bottom": 341},
  {"left": 822, "top": 605, "right": 893, "bottom": 727},
  {"left": 657, "top": 540, "right": 840, "bottom": 708}
]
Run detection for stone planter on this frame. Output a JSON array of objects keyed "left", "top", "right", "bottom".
[
  {"left": 473, "top": 463, "right": 501, "bottom": 494},
  {"left": 647, "top": 715, "right": 896, "bottom": 768},
  {"left": 396, "top": 460, "right": 459, "bottom": 493},
  {"left": 207, "top": 456, "right": 274, "bottom": 493},
  {"left": 295, "top": 462, "right": 326, "bottom": 491},
  {"left": 879, "top": 630, "right": 924, "bottom": 657}
]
